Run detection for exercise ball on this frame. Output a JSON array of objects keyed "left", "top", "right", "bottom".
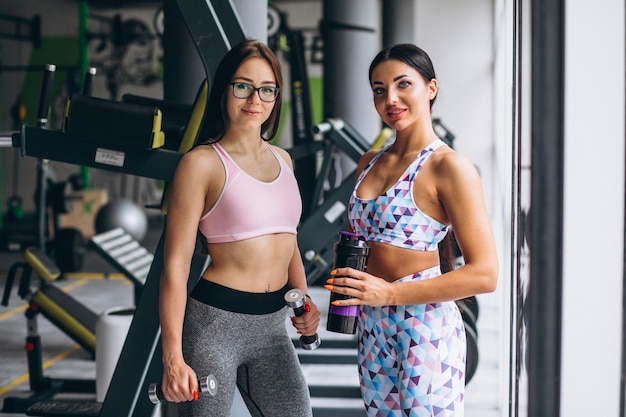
[{"left": 95, "top": 199, "right": 148, "bottom": 242}]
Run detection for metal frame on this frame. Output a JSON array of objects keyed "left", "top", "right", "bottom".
[
  {"left": 295, "top": 118, "right": 370, "bottom": 284},
  {"left": 17, "top": 127, "right": 182, "bottom": 182},
  {"left": 527, "top": 0, "right": 565, "bottom": 416}
]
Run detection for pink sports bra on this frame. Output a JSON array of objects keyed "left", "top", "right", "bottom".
[{"left": 198, "top": 142, "right": 302, "bottom": 243}]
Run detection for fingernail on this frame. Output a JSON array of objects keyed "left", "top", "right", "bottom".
[
  {"left": 193, "top": 390, "right": 198, "bottom": 401},
  {"left": 304, "top": 304, "right": 311, "bottom": 312},
  {"left": 331, "top": 301, "right": 340, "bottom": 306},
  {"left": 330, "top": 270, "right": 337, "bottom": 276},
  {"left": 324, "top": 285, "right": 333, "bottom": 291},
  {"left": 326, "top": 278, "right": 334, "bottom": 284}
]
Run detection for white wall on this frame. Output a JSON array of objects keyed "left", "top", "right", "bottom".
[
  {"left": 561, "top": 0, "right": 625, "bottom": 414},
  {"left": 416, "top": 0, "right": 496, "bottom": 213}
]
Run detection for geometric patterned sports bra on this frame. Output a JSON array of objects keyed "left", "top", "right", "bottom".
[{"left": 348, "top": 139, "right": 449, "bottom": 251}]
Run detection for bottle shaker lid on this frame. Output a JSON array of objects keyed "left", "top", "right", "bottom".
[{"left": 336, "top": 231, "right": 370, "bottom": 254}]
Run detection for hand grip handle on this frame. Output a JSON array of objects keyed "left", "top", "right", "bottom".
[
  {"left": 37, "top": 64, "right": 56, "bottom": 128},
  {"left": 82, "top": 67, "right": 97, "bottom": 96}
]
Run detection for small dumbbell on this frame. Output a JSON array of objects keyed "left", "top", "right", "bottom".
[
  {"left": 148, "top": 374, "right": 217, "bottom": 404},
  {"left": 284, "top": 289, "right": 321, "bottom": 350}
]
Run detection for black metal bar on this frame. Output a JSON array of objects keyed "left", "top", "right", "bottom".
[
  {"left": 0, "top": 14, "right": 41, "bottom": 46},
  {"left": 287, "top": 28, "right": 317, "bottom": 219},
  {"left": 173, "top": 0, "right": 246, "bottom": 152},
  {"left": 510, "top": 0, "right": 525, "bottom": 414},
  {"left": 621, "top": 29, "right": 626, "bottom": 417},
  {"left": 297, "top": 175, "right": 355, "bottom": 284},
  {"left": 82, "top": 67, "right": 97, "bottom": 96},
  {"left": 527, "top": 0, "right": 565, "bottom": 416},
  {"left": 0, "top": 65, "right": 77, "bottom": 73},
  {"left": 173, "top": 0, "right": 245, "bottom": 84},
  {"left": 34, "top": 64, "right": 55, "bottom": 250},
  {"left": 209, "top": 0, "right": 246, "bottom": 42}
]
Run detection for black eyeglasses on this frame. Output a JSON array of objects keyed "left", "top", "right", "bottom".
[{"left": 229, "top": 82, "right": 280, "bottom": 102}]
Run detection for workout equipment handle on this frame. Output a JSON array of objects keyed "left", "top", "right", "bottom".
[
  {"left": 82, "top": 67, "right": 97, "bottom": 96},
  {"left": 37, "top": 64, "right": 56, "bottom": 128},
  {"left": 147, "top": 374, "right": 217, "bottom": 404},
  {"left": 284, "top": 289, "right": 321, "bottom": 350},
  {"left": 312, "top": 118, "right": 344, "bottom": 135}
]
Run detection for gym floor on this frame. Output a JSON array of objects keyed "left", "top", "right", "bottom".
[{"left": 0, "top": 216, "right": 503, "bottom": 417}]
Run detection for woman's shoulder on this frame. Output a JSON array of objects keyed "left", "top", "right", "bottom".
[
  {"left": 268, "top": 143, "right": 295, "bottom": 169},
  {"left": 176, "top": 143, "right": 221, "bottom": 173},
  {"left": 182, "top": 142, "right": 218, "bottom": 160},
  {"left": 356, "top": 148, "right": 381, "bottom": 172},
  {"left": 431, "top": 145, "right": 476, "bottom": 175},
  {"left": 430, "top": 145, "right": 482, "bottom": 192}
]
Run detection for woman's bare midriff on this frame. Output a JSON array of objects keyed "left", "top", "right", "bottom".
[
  {"left": 201, "top": 233, "right": 296, "bottom": 293},
  {"left": 364, "top": 241, "right": 441, "bottom": 282}
]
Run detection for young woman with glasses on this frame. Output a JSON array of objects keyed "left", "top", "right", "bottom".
[{"left": 159, "top": 39, "right": 319, "bottom": 417}]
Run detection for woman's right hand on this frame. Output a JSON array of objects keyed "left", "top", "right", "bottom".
[{"left": 161, "top": 360, "right": 199, "bottom": 403}]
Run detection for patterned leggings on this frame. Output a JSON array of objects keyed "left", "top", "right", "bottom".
[{"left": 357, "top": 265, "right": 466, "bottom": 417}]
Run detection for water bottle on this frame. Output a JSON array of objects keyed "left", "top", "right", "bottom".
[{"left": 326, "top": 231, "right": 370, "bottom": 334}]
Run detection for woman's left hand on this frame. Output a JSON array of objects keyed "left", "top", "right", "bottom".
[{"left": 324, "top": 267, "right": 394, "bottom": 306}]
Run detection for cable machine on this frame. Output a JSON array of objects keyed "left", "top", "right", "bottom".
[{"left": 268, "top": 5, "right": 319, "bottom": 219}]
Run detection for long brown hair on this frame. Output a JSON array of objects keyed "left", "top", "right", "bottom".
[
  {"left": 201, "top": 39, "right": 284, "bottom": 143},
  {"left": 438, "top": 232, "right": 456, "bottom": 274}
]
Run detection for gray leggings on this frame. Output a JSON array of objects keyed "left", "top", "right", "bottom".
[{"left": 179, "top": 283, "right": 312, "bottom": 417}]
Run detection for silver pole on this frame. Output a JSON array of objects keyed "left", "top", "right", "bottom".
[{"left": 0, "top": 131, "right": 15, "bottom": 148}]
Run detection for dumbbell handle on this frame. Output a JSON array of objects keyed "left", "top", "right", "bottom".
[
  {"left": 285, "top": 289, "right": 321, "bottom": 350},
  {"left": 148, "top": 374, "right": 217, "bottom": 404}
]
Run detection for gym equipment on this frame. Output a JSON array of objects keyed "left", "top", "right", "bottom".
[
  {"left": 3, "top": 2, "right": 243, "bottom": 416},
  {"left": 284, "top": 289, "right": 321, "bottom": 350},
  {"left": 459, "top": 296, "right": 480, "bottom": 384},
  {"left": 1, "top": 247, "right": 97, "bottom": 413},
  {"left": 34, "top": 64, "right": 56, "bottom": 252},
  {"left": 326, "top": 232, "right": 370, "bottom": 334},
  {"left": 291, "top": 118, "right": 371, "bottom": 285},
  {"left": 1, "top": 64, "right": 88, "bottom": 272},
  {"left": 6, "top": 97, "right": 26, "bottom": 223},
  {"left": 0, "top": 14, "right": 41, "bottom": 47},
  {"left": 268, "top": 5, "right": 318, "bottom": 218},
  {"left": 47, "top": 177, "right": 88, "bottom": 273},
  {"left": 63, "top": 95, "right": 165, "bottom": 150},
  {"left": 90, "top": 227, "right": 153, "bottom": 304},
  {"left": 147, "top": 374, "right": 218, "bottom": 404},
  {"left": 94, "top": 200, "right": 149, "bottom": 243}
]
